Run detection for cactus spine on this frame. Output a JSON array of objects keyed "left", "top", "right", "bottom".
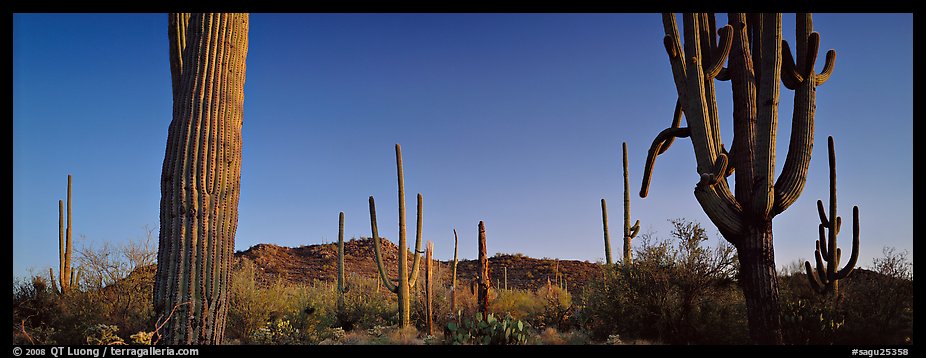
[
  {"left": 369, "top": 144, "right": 424, "bottom": 328},
  {"left": 424, "top": 240, "right": 434, "bottom": 335},
  {"left": 337, "top": 212, "right": 346, "bottom": 312},
  {"left": 640, "top": 13, "right": 836, "bottom": 344},
  {"left": 622, "top": 142, "right": 640, "bottom": 264},
  {"left": 52, "top": 174, "right": 76, "bottom": 293},
  {"left": 804, "top": 136, "right": 860, "bottom": 296},
  {"left": 477, "top": 221, "right": 490, "bottom": 317},
  {"left": 450, "top": 228, "right": 459, "bottom": 312},
  {"left": 154, "top": 13, "right": 249, "bottom": 345},
  {"left": 601, "top": 199, "right": 612, "bottom": 265}
]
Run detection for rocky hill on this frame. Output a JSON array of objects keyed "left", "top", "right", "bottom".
[{"left": 234, "top": 237, "right": 603, "bottom": 294}]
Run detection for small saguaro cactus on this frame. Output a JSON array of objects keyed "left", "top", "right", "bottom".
[
  {"left": 369, "top": 144, "right": 424, "bottom": 328},
  {"left": 53, "top": 174, "right": 77, "bottom": 293},
  {"left": 337, "top": 212, "right": 346, "bottom": 312},
  {"left": 804, "top": 136, "right": 860, "bottom": 296},
  {"left": 477, "top": 221, "right": 491, "bottom": 317},
  {"left": 601, "top": 199, "right": 613, "bottom": 265},
  {"left": 622, "top": 142, "right": 641, "bottom": 264},
  {"left": 425, "top": 240, "right": 434, "bottom": 335},
  {"left": 450, "top": 229, "right": 459, "bottom": 312}
]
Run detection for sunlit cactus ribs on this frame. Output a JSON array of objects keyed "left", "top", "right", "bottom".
[
  {"left": 450, "top": 229, "right": 459, "bottom": 313},
  {"left": 369, "top": 143, "right": 424, "bottom": 328},
  {"left": 804, "top": 136, "right": 860, "bottom": 296},
  {"left": 153, "top": 13, "right": 249, "bottom": 344},
  {"left": 638, "top": 13, "right": 836, "bottom": 344}
]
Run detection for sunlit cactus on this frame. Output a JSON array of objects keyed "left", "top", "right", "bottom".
[
  {"left": 639, "top": 13, "right": 836, "bottom": 344},
  {"left": 804, "top": 136, "right": 860, "bottom": 296},
  {"left": 622, "top": 142, "right": 640, "bottom": 264},
  {"left": 477, "top": 221, "right": 491, "bottom": 317},
  {"left": 153, "top": 13, "right": 249, "bottom": 345},
  {"left": 369, "top": 144, "right": 424, "bottom": 328},
  {"left": 450, "top": 228, "right": 459, "bottom": 312}
]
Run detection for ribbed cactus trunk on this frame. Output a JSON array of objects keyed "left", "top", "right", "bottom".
[
  {"left": 804, "top": 136, "right": 860, "bottom": 297},
  {"left": 477, "top": 221, "right": 490, "bottom": 317},
  {"left": 369, "top": 144, "right": 424, "bottom": 328},
  {"left": 600, "top": 199, "right": 612, "bottom": 265},
  {"left": 154, "top": 13, "right": 249, "bottom": 345},
  {"left": 424, "top": 240, "right": 434, "bottom": 335},
  {"left": 450, "top": 229, "right": 459, "bottom": 313},
  {"left": 337, "top": 212, "right": 346, "bottom": 312},
  {"left": 622, "top": 142, "right": 640, "bottom": 265},
  {"left": 640, "top": 13, "right": 836, "bottom": 344}
]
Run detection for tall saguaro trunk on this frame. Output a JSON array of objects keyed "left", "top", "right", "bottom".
[
  {"left": 477, "top": 221, "right": 490, "bottom": 317},
  {"left": 154, "top": 13, "right": 249, "bottom": 345},
  {"left": 622, "top": 142, "right": 640, "bottom": 264},
  {"left": 640, "top": 13, "right": 835, "bottom": 344}
]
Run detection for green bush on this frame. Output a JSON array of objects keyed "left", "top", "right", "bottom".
[{"left": 445, "top": 312, "right": 529, "bottom": 345}]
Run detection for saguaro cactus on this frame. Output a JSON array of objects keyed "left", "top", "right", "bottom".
[
  {"left": 337, "top": 212, "right": 346, "bottom": 312},
  {"left": 804, "top": 136, "right": 860, "bottom": 296},
  {"left": 600, "top": 199, "right": 612, "bottom": 265},
  {"left": 369, "top": 144, "right": 424, "bottom": 328},
  {"left": 622, "top": 142, "right": 640, "bottom": 264},
  {"left": 477, "top": 221, "right": 491, "bottom": 317},
  {"left": 425, "top": 240, "right": 434, "bottom": 335},
  {"left": 154, "top": 13, "right": 249, "bottom": 345},
  {"left": 450, "top": 229, "right": 459, "bottom": 312},
  {"left": 53, "top": 174, "right": 76, "bottom": 293},
  {"left": 640, "top": 13, "right": 835, "bottom": 344}
]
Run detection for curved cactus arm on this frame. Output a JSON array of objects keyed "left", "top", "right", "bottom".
[
  {"left": 658, "top": 100, "right": 685, "bottom": 155},
  {"left": 835, "top": 206, "right": 860, "bottom": 279},
  {"left": 640, "top": 127, "right": 691, "bottom": 198},
  {"left": 817, "top": 223, "right": 829, "bottom": 259},
  {"left": 699, "top": 152, "right": 729, "bottom": 186},
  {"left": 804, "top": 260, "right": 825, "bottom": 292},
  {"left": 816, "top": 200, "right": 830, "bottom": 227},
  {"left": 815, "top": 50, "right": 836, "bottom": 84},
  {"left": 408, "top": 193, "right": 424, "bottom": 288},
  {"left": 629, "top": 220, "right": 640, "bottom": 239},
  {"left": 781, "top": 40, "right": 803, "bottom": 90},
  {"left": 835, "top": 216, "right": 842, "bottom": 236},
  {"left": 704, "top": 24, "right": 733, "bottom": 78},
  {"left": 369, "top": 196, "right": 398, "bottom": 294}
]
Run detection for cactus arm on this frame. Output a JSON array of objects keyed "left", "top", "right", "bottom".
[
  {"left": 369, "top": 196, "right": 398, "bottom": 294},
  {"left": 817, "top": 224, "right": 829, "bottom": 260},
  {"left": 804, "top": 260, "right": 825, "bottom": 292},
  {"left": 816, "top": 200, "right": 829, "bottom": 227},
  {"left": 630, "top": 220, "right": 640, "bottom": 239},
  {"left": 751, "top": 13, "right": 782, "bottom": 219},
  {"left": 408, "top": 193, "right": 424, "bottom": 288},
  {"left": 48, "top": 268, "right": 58, "bottom": 293},
  {"left": 662, "top": 14, "right": 688, "bottom": 98},
  {"left": 640, "top": 127, "right": 691, "bottom": 198},
  {"left": 658, "top": 100, "right": 685, "bottom": 155},
  {"left": 704, "top": 24, "right": 733, "bottom": 78},
  {"left": 781, "top": 40, "right": 803, "bottom": 90},
  {"left": 835, "top": 206, "right": 860, "bottom": 279},
  {"left": 815, "top": 50, "right": 836, "bottom": 84}
]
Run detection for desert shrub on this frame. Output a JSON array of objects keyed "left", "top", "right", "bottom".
[{"left": 580, "top": 219, "right": 746, "bottom": 344}]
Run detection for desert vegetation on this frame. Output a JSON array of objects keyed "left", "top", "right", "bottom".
[{"left": 12, "top": 11, "right": 912, "bottom": 347}]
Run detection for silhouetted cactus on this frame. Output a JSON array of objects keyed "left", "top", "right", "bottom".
[
  {"left": 639, "top": 13, "right": 836, "bottom": 344},
  {"left": 369, "top": 144, "right": 424, "bottom": 328},
  {"left": 154, "top": 13, "right": 249, "bottom": 345},
  {"left": 622, "top": 142, "right": 640, "bottom": 264},
  {"left": 450, "top": 229, "right": 459, "bottom": 313},
  {"left": 53, "top": 174, "right": 76, "bottom": 293},
  {"left": 804, "top": 136, "right": 860, "bottom": 296},
  {"left": 601, "top": 199, "right": 612, "bottom": 265},
  {"left": 337, "top": 212, "right": 346, "bottom": 312},
  {"left": 425, "top": 240, "right": 434, "bottom": 335},
  {"left": 477, "top": 221, "right": 490, "bottom": 317}
]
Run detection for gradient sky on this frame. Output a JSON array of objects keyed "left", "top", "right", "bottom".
[{"left": 13, "top": 13, "right": 912, "bottom": 279}]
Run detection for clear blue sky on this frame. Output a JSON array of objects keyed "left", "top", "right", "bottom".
[{"left": 13, "top": 13, "right": 912, "bottom": 279}]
